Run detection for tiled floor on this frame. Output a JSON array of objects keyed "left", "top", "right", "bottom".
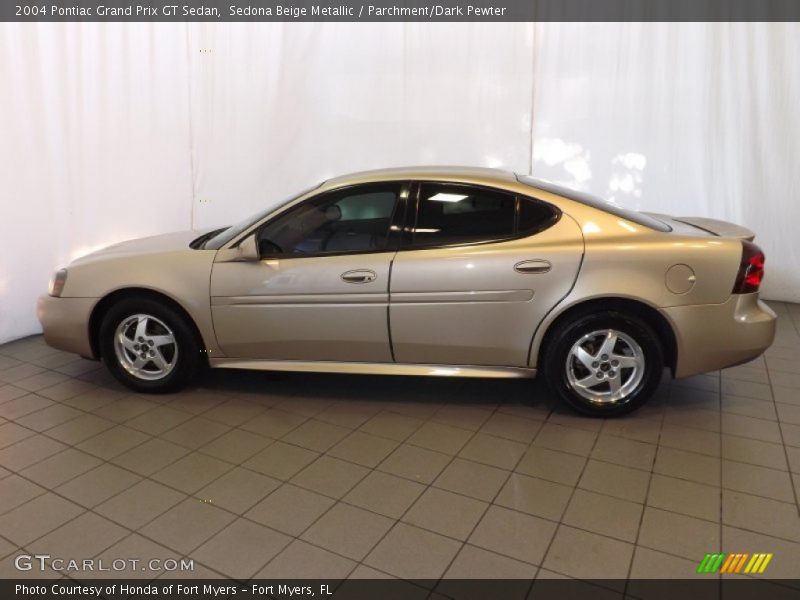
[{"left": 0, "top": 302, "right": 799, "bottom": 594}]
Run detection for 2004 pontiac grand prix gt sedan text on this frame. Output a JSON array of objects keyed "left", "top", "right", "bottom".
[{"left": 37, "top": 167, "right": 776, "bottom": 416}]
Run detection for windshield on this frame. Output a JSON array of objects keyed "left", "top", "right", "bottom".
[
  {"left": 517, "top": 176, "right": 671, "bottom": 233},
  {"left": 203, "top": 183, "right": 321, "bottom": 249}
]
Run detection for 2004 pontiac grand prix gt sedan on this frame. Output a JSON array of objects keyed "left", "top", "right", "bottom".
[{"left": 37, "top": 167, "right": 776, "bottom": 416}]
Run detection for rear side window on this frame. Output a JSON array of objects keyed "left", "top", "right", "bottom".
[{"left": 409, "top": 183, "right": 559, "bottom": 248}]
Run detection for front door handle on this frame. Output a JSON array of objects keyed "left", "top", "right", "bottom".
[
  {"left": 341, "top": 269, "right": 377, "bottom": 284},
  {"left": 514, "top": 260, "right": 552, "bottom": 274}
]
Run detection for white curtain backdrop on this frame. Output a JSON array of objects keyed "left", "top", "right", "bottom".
[{"left": 1, "top": 22, "right": 798, "bottom": 344}]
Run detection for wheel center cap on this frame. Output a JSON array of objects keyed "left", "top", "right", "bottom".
[{"left": 601, "top": 363, "right": 610, "bottom": 371}]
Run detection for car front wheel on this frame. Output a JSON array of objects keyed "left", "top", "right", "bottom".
[
  {"left": 99, "top": 298, "right": 201, "bottom": 393},
  {"left": 543, "top": 312, "right": 664, "bottom": 417}
]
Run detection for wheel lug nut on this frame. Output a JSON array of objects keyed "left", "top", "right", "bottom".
[
  {"left": 133, "top": 344, "right": 139, "bottom": 350},
  {"left": 601, "top": 354, "right": 608, "bottom": 360},
  {"left": 609, "top": 370, "right": 616, "bottom": 377},
  {"left": 596, "top": 371, "right": 603, "bottom": 378},
  {"left": 592, "top": 361, "right": 599, "bottom": 368},
  {"left": 611, "top": 360, "right": 619, "bottom": 366}
]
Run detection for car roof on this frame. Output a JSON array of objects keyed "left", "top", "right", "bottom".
[{"left": 321, "top": 166, "right": 518, "bottom": 190}]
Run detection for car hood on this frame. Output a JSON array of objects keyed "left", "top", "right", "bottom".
[{"left": 71, "top": 229, "right": 218, "bottom": 265}]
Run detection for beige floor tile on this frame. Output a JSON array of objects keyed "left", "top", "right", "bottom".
[
  {"left": 76, "top": 425, "right": 151, "bottom": 460},
  {"left": 94, "top": 533, "right": 183, "bottom": 579},
  {"left": 257, "top": 539, "right": 356, "bottom": 579},
  {"left": 442, "top": 543, "right": 537, "bottom": 579},
  {"left": 358, "top": 411, "right": 424, "bottom": 441},
  {"left": 721, "top": 434, "right": 788, "bottom": 470},
  {"left": 434, "top": 457, "right": 508, "bottom": 502},
  {"left": 161, "top": 417, "right": 230, "bottom": 450},
  {"left": 290, "top": 456, "right": 369, "bottom": 498},
  {"left": 196, "top": 467, "right": 279, "bottom": 514},
  {"left": 243, "top": 441, "right": 319, "bottom": 480},
  {"left": 301, "top": 502, "right": 393, "bottom": 560},
  {"left": 198, "top": 428, "right": 273, "bottom": 464},
  {"left": 458, "top": 433, "right": 527, "bottom": 470},
  {"left": 139, "top": 498, "right": 236, "bottom": 554},
  {"left": 201, "top": 398, "right": 266, "bottom": 427},
  {"left": 406, "top": 421, "right": 473, "bottom": 455},
  {"left": 638, "top": 507, "right": 720, "bottom": 559},
  {"left": 495, "top": 473, "right": 572, "bottom": 521},
  {"left": 722, "top": 525, "right": 800, "bottom": 580},
  {"left": 402, "top": 487, "right": 487, "bottom": 540},
  {"left": 93, "top": 397, "right": 159, "bottom": 423},
  {"left": 27, "top": 512, "right": 127, "bottom": 557},
  {"left": 151, "top": 452, "right": 233, "bottom": 494},
  {"left": 659, "top": 425, "right": 721, "bottom": 457},
  {"left": 245, "top": 483, "right": 333, "bottom": 536},
  {"left": 314, "top": 402, "right": 381, "bottom": 430},
  {"left": 532, "top": 423, "right": 598, "bottom": 456},
  {"left": 376, "top": 443, "right": 450, "bottom": 484},
  {"left": 478, "top": 412, "right": 542, "bottom": 444},
  {"left": 0, "top": 493, "right": 84, "bottom": 545},
  {"left": 543, "top": 525, "right": 634, "bottom": 584},
  {"left": 45, "top": 413, "right": 116, "bottom": 445},
  {"left": 96, "top": 479, "right": 186, "bottom": 529},
  {"left": 16, "top": 403, "right": 83, "bottom": 432},
  {"left": 344, "top": 470, "right": 425, "bottom": 519},
  {"left": 0, "top": 474, "right": 46, "bottom": 514},
  {"left": 578, "top": 459, "right": 650, "bottom": 503},
  {"left": 192, "top": 518, "right": 291, "bottom": 579},
  {"left": 722, "top": 490, "right": 800, "bottom": 541},
  {"left": 591, "top": 434, "right": 657, "bottom": 471},
  {"left": 431, "top": 404, "right": 494, "bottom": 432},
  {"left": 20, "top": 448, "right": 102, "bottom": 488},
  {"left": 55, "top": 463, "right": 142, "bottom": 508},
  {"left": 239, "top": 407, "right": 308, "bottom": 438},
  {"left": 647, "top": 474, "right": 720, "bottom": 522},
  {"left": 281, "top": 418, "right": 351, "bottom": 452},
  {"left": 0, "top": 434, "right": 67, "bottom": 471},
  {"left": 721, "top": 413, "right": 782, "bottom": 444},
  {"left": 653, "top": 446, "right": 721, "bottom": 486},
  {"left": 365, "top": 523, "right": 462, "bottom": 580},
  {"left": 0, "top": 422, "right": 35, "bottom": 449},
  {"left": 327, "top": 431, "right": 399, "bottom": 468},
  {"left": 469, "top": 505, "right": 556, "bottom": 565},
  {"left": 722, "top": 459, "right": 795, "bottom": 502},
  {"left": 125, "top": 405, "right": 193, "bottom": 435},
  {"left": 111, "top": 438, "right": 190, "bottom": 476},
  {"left": 514, "top": 446, "right": 586, "bottom": 487},
  {"left": 562, "top": 489, "right": 644, "bottom": 542}
]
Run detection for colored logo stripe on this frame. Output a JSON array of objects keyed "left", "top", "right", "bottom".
[{"left": 697, "top": 553, "right": 773, "bottom": 574}]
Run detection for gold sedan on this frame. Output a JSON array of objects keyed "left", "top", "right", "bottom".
[{"left": 37, "top": 167, "right": 776, "bottom": 416}]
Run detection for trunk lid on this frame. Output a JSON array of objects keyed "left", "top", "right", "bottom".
[{"left": 643, "top": 213, "right": 755, "bottom": 240}]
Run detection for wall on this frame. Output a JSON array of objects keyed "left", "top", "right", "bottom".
[{"left": 1, "top": 22, "right": 797, "bottom": 343}]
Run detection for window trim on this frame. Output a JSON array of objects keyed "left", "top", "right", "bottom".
[
  {"left": 251, "top": 181, "right": 411, "bottom": 260},
  {"left": 399, "top": 181, "right": 562, "bottom": 252}
]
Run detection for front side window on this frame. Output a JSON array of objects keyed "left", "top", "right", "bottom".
[
  {"left": 411, "top": 183, "right": 516, "bottom": 247},
  {"left": 257, "top": 184, "right": 401, "bottom": 256}
]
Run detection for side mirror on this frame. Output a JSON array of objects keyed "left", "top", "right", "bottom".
[
  {"left": 235, "top": 234, "right": 260, "bottom": 261},
  {"left": 258, "top": 238, "right": 282, "bottom": 257}
]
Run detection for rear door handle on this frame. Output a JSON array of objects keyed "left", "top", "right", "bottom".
[
  {"left": 514, "top": 260, "right": 551, "bottom": 274},
  {"left": 341, "top": 269, "right": 377, "bottom": 284}
]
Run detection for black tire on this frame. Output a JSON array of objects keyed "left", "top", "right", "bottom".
[
  {"left": 99, "top": 297, "right": 202, "bottom": 393},
  {"left": 542, "top": 311, "right": 664, "bottom": 417}
]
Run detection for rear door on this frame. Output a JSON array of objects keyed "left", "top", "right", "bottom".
[{"left": 389, "top": 182, "right": 584, "bottom": 367}]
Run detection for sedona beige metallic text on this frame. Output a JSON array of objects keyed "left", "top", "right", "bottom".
[{"left": 37, "top": 167, "right": 776, "bottom": 415}]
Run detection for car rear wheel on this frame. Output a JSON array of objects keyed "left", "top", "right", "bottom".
[
  {"left": 99, "top": 298, "right": 202, "bottom": 393},
  {"left": 543, "top": 312, "right": 663, "bottom": 417}
]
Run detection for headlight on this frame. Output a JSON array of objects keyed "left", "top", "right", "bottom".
[{"left": 48, "top": 269, "right": 68, "bottom": 297}]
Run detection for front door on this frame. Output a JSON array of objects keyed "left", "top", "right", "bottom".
[
  {"left": 389, "top": 182, "right": 584, "bottom": 367},
  {"left": 210, "top": 182, "right": 407, "bottom": 361}
]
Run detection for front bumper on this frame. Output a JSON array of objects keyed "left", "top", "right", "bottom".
[
  {"left": 663, "top": 293, "right": 776, "bottom": 378},
  {"left": 36, "top": 295, "right": 97, "bottom": 358}
]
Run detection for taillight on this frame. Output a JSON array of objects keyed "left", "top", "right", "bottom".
[{"left": 732, "top": 241, "right": 765, "bottom": 294}]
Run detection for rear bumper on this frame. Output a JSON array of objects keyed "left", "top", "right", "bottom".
[
  {"left": 36, "top": 295, "right": 97, "bottom": 358},
  {"left": 663, "top": 294, "right": 776, "bottom": 378}
]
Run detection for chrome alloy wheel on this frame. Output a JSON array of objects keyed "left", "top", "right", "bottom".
[
  {"left": 565, "top": 329, "right": 645, "bottom": 404},
  {"left": 113, "top": 314, "right": 178, "bottom": 381}
]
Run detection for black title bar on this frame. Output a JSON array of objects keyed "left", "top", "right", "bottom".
[{"left": 4, "top": 0, "right": 800, "bottom": 22}]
